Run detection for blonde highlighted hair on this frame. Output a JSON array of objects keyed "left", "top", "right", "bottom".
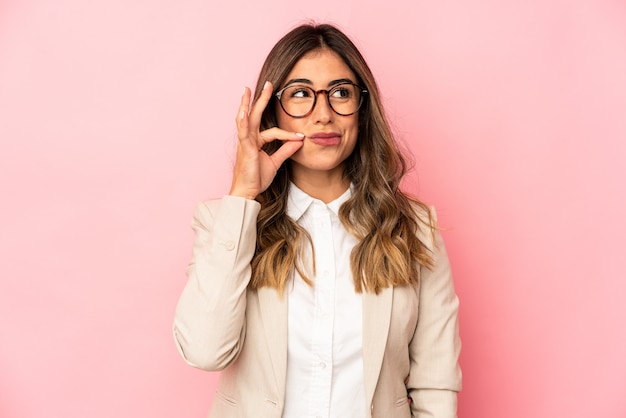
[{"left": 249, "top": 23, "right": 436, "bottom": 294}]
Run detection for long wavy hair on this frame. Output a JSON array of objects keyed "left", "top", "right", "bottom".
[{"left": 249, "top": 23, "right": 436, "bottom": 294}]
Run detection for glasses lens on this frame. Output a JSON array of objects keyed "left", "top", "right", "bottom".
[
  {"left": 328, "top": 84, "right": 362, "bottom": 116},
  {"left": 279, "top": 84, "right": 363, "bottom": 117},
  {"left": 280, "top": 86, "right": 316, "bottom": 118}
]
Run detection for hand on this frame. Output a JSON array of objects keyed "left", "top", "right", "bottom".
[{"left": 229, "top": 81, "right": 304, "bottom": 200}]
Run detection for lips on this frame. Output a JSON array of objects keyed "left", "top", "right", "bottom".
[{"left": 308, "top": 132, "right": 341, "bottom": 146}]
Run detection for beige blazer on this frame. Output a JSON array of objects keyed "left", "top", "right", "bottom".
[{"left": 173, "top": 196, "right": 461, "bottom": 418}]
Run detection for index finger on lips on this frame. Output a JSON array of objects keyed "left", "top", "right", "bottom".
[{"left": 257, "top": 127, "right": 305, "bottom": 148}]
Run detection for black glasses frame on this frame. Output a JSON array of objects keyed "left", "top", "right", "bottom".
[{"left": 275, "top": 82, "right": 368, "bottom": 118}]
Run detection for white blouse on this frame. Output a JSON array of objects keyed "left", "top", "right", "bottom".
[{"left": 282, "top": 183, "right": 366, "bottom": 418}]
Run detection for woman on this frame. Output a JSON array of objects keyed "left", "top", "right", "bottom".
[{"left": 174, "top": 23, "right": 461, "bottom": 418}]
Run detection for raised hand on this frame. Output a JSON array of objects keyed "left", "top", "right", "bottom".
[{"left": 229, "top": 81, "right": 304, "bottom": 200}]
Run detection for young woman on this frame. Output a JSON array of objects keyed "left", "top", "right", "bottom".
[{"left": 174, "top": 23, "right": 461, "bottom": 418}]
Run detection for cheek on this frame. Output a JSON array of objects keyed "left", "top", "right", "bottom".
[
  {"left": 275, "top": 105, "right": 286, "bottom": 129},
  {"left": 275, "top": 106, "right": 299, "bottom": 131},
  {"left": 344, "top": 118, "right": 359, "bottom": 148},
  {"left": 277, "top": 116, "right": 296, "bottom": 132},
  {"left": 345, "top": 135, "right": 358, "bottom": 156}
]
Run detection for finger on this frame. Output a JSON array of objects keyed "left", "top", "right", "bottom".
[
  {"left": 247, "top": 81, "right": 273, "bottom": 131},
  {"left": 257, "top": 127, "right": 304, "bottom": 147},
  {"left": 269, "top": 140, "right": 304, "bottom": 169},
  {"left": 236, "top": 87, "right": 252, "bottom": 141}
]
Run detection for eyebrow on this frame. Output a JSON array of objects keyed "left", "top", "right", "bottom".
[{"left": 283, "top": 78, "right": 356, "bottom": 88}]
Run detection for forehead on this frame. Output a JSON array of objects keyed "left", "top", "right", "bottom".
[{"left": 285, "top": 48, "right": 357, "bottom": 84}]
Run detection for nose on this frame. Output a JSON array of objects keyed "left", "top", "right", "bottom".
[{"left": 311, "top": 91, "right": 333, "bottom": 124}]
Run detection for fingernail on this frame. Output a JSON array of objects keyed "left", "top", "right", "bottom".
[
  {"left": 263, "top": 81, "right": 270, "bottom": 90},
  {"left": 243, "top": 87, "right": 247, "bottom": 95},
  {"left": 240, "top": 111, "right": 245, "bottom": 120},
  {"left": 295, "top": 132, "right": 304, "bottom": 138}
]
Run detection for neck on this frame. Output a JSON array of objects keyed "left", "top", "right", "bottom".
[{"left": 290, "top": 165, "right": 350, "bottom": 203}]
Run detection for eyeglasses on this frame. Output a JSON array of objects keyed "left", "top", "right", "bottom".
[{"left": 275, "top": 82, "right": 368, "bottom": 118}]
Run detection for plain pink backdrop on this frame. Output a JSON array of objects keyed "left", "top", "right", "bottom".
[{"left": 1, "top": 0, "right": 625, "bottom": 417}]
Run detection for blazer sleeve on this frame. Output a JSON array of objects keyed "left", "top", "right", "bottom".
[
  {"left": 408, "top": 208, "right": 462, "bottom": 418},
  {"left": 173, "top": 195, "right": 260, "bottom": 371}
]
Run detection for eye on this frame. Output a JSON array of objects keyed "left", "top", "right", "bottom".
[
  {"left": 288, "top": 86, "right": 313, "bottom": 98},
  {"left": 330, "top": 85, "right": 353, "bottom": 99}
]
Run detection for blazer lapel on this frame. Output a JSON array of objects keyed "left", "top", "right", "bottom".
[
  {"left": 257, "top": 287, "right": 288, "bottom": 401},
  {"left": 362, "top": 286, "right": 393, "bottom": 409}
]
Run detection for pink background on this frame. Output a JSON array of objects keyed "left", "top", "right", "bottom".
[{"left": 1, "top": 0, "right": 625, "bottom": 417}]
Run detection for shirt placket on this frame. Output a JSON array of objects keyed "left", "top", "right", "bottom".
[{"left": 307, "top": 203, "right": 336, "bottom": 418}]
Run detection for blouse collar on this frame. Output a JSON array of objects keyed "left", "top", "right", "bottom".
[{"left": 286, "top": 182, "right": 353, "bottom": 221}]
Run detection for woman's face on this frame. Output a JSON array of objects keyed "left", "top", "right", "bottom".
[{"left": 276, "top": 48, "right": 360, "bottom": 183}]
